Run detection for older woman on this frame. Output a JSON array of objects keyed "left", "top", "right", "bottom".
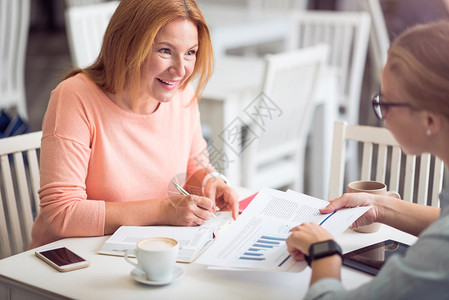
[
  {"left": 286, "top": 21, "right": 449, "bottom": 299},
  {"left": 30, "top": 0, "right": 238, "bottom": 248}
]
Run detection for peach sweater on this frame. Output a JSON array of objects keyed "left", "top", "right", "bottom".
[{"left": 30, "top": 73, "right": 209, "bottom": 248}]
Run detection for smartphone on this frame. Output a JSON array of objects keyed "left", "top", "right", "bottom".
[
  {"left": 342, "top": 239, "right": 409, "bottom": 276},
  {"left": 35, "top": 247, "right": 90, "bottom": 272}
]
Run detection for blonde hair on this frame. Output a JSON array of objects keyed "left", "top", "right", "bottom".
[
  {"left": 385, "top": 21, "right": 449, "bottom": 120},
  {"left": 65, "top": 0, "right": 214, "bottom": 105}
]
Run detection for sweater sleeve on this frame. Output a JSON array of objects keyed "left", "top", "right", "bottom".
[{"left": 33, "top": 77, "right": 105, "bottom": 246}]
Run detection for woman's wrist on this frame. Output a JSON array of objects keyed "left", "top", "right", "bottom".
[
  {"left": 376, "top": 194, "right": 398, "bottom": 224},
  {"left": 310, "top": 255, "right": 342, "bottom": 284},
  {"left": 201, "top": 171, "right": 229, "bottom": 193}
]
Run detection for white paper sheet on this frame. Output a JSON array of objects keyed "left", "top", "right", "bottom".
[{"left": 196, "top": 188, "right": 371, "bottom": 271}]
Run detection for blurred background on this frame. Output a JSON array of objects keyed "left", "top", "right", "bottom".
[
  {"left": 2, "top": 0, "right": 449, "bottom": 199},
  {"left": 21, "top": 0, "right": 449, "bottom": 131}
]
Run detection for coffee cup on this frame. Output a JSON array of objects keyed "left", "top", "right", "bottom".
[
  {"left": 347, "top": 180, "right": 400, "bottom": 233},
  {"left": 124, "top": 237, "right": 179, "bottom": 282},
  {"left": 350, "top": 241, "right": 400, "bottom": 269}
]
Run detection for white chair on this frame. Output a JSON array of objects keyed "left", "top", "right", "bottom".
[
  {"left": 241, "top": 0, "right": 309, "bottom": 57},
  {"left": 328, "top": 121, "right": 445, "bottom": 207},
  {"left": 241, "top": 44, "right": 329, "bottom": 191},
  {"left": 65, "top": 0, "right": 106, "bottom": 7},
  {"left": 288, "top": 11, "right": 371, "bottom": 126},
  {"left": 247, "top": 0, "right": 308, "bottom": 12},
  {"left": 288, "top": 11, "right": 371, "bottom": 185},
  {"left": 360, "top": 0, "right": 390, "bottom": 127},
  {"left": 337, "top": 1, "right": 389, "bottom": 128},
  {"left": 197, "top": 0, "right": 309, "bottom": 11},
  {"left": 0, "top": 0, "right": 30, "bottom": 119},
  {"left": 361, "top": 0, "right": 390, "bottom": 81},
  {"left": 0, "top": 131, "right": 42, "bottom": 258},
  {"left": 65, "top": 1, "right": 120, "bottom": 68}
]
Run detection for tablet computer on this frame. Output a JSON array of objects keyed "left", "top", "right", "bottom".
[{"left": 342, "top": 239, "right": 409, "bottom": 275}]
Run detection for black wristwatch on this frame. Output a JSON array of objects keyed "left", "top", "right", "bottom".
[{"left": 304, "top": 240, "right": 343, "bottom": 267}]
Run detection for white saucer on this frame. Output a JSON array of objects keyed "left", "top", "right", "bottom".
[{"left": 131, "top": 266, "right": 184, "bottom": 286}]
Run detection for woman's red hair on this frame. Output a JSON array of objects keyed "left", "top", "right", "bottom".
[{"left": 65, "top": 0, "right": 214, "bottom": 105}]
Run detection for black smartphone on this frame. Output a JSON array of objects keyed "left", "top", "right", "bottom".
[
  {"left": 35, "top": 247, "right": 90, "bottom": 272},
  {"left": 342, "top": 239, "right": 409, "bottom": 275}
]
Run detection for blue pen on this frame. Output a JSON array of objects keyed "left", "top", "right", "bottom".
[{"left": 319, "top": 211, "right": 336, "bottom": 225}]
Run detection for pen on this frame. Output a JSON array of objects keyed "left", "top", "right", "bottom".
[
  {"left": 319, "top": 211, "right": 336, "bottom": 225},
  {"left": 170, "top": 181, "right": 217, "bottom": 217}
]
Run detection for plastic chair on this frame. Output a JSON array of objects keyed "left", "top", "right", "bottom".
[
  {"left": 0, "top": 131, "right": 42, "bottom": 258},
  {"left": 247, "top": 0, "right": 309, "bottom": 11},
  {"left": 328, "top": 121, "right": 445, "bottom": 207},
  {"left": 0, "top": 0, "right": 30, "bottom": 119},
  {"left": 241, "top": 44, "right": 329, "bottom": 191},
  {"left": 288, "top": 11, "right": 371, "bottom": 185},
  {"left": 288, "top": 11, "right": 371, "bottom": 126},
  {"left": 65, "top": 1, "right": 120, "bottom": 68},
  {"left": 360, "top": 0, "right": 390, "bottom": 120},
  {"left": 361, "top": 0, "right": 390, "bottom": 80},
  {"left": 65, "top": 0, "right": 106, "bottom": 7}
]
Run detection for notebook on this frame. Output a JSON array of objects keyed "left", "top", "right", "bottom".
[{"left": 98, "top": 212, "right": 233, "bottom": 263}]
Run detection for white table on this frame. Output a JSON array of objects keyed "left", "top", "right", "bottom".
[
  {"left": 199, "top": 56, "right": 338, "bottom": 199},
  {"left": 0, "top": 226, "right": 416, "bottom": 300},
  {"left": 198, "top": 3, "right": 292, "bottom": 57}
]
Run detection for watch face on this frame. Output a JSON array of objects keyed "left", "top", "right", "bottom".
[
  {"left": 313, "top": 242, "right": 330, "bottom": 253},
  {"left": 306, "top": 240, "right": 342, "bottom": 266}
]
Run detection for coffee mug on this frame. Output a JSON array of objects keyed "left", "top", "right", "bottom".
[
  {"left": 349, "top": 241, "right": 400, "bottom": 269},
  {"left": 347, "top": 180, "right": 400, "bottom": 233},
  {"left": 360, "top": 241, "right": 400, "bottom": 262},
  {"left": 124, "top": 237, "right": 179, "bottom": 282}
]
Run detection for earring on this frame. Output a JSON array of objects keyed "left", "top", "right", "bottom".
[{"left": 426, "top": 129, "right": 432, "bottom": 136}]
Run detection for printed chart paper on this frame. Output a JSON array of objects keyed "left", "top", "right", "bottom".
[{"left": 196, "top": 188, "right": 371, "bottom": 271}]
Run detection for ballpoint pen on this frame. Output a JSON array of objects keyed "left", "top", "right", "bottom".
[{"left": 170, "top": 181, "right": 217, "bottom": 217}]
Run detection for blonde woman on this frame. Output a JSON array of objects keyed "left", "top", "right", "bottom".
[
  {"left": 30, "top": 0, "right": 238, "bottom": 248},
  {"left": 287, "top": 21, "right": 449, "bottom": 298}
]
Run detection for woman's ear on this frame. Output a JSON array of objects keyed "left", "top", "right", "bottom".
[{"left": 425, "top": 111, "right": 442, "bottom": 135}]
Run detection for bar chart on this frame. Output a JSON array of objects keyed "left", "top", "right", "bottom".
[{"left": 239, "top": 235, "right": 288, "bottom": 265}]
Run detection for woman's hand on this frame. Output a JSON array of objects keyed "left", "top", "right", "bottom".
[
  {"left": 320, "top": 192, "right": 381, "bottom": 229},
  {"left": 164, "top": 194, "right": 215, "bottom": 226},
  {"left": 203, "top": 177, "right": 239, "bottom": 220},
  {"left": 288, "top": 224, "right": 343, "bottom": 285},
  {"left": 286, "top": 223, "right": 334, "bottom": 261}
]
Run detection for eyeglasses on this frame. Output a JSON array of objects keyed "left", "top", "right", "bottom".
[{"left": 371, "top": 93, "right": 414, "bottom": 120}]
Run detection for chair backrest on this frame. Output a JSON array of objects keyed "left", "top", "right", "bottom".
[
  {"left": 328, "top": 121, "right": 445, "bottom": 207},
  {"left": 65, "top": 1, "right": 120, "bottom": 68},
  {"left": 0, "top": 131, "right": 42, "bottom": 258},
  {"left": 361, "top": 0, "right": 390, "bottom": 80},
  {"left": 242, "top": 44, "right": 328, "bottom": 190},
  {"left": 0, "top": 0, "right": 30, "bottom": 118},
  {"left": 247, "top": 0, "right": 308, "bottom": 11},
  {"left": 288, "top": 11, "right": 370, "bottom": 125},
  {"left": 65, "top": 0, "right": 106, "bottom": 7}
]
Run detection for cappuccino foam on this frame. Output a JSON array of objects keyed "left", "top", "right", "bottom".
[{"left": 140, "top": 238, "right": 176, "bottom": 251}]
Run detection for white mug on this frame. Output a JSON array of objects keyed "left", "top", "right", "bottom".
[{"left": 124, "top": 237, "right": 179, "bottom": 282}]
